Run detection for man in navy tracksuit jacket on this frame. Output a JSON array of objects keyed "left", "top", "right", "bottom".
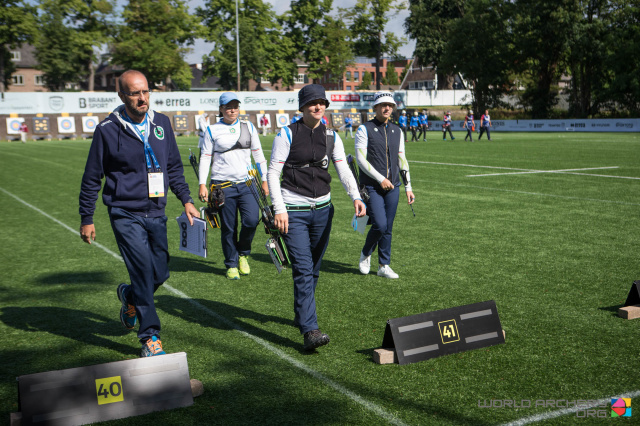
[{"left": 79, "top": 70, "right": 198, "bottom": 357}]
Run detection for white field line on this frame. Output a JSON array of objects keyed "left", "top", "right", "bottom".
[
  {"left": 501, "top": 390, "right": 640, "bottom": 425},
  {"left": 410, "top": 160, "right": 533, "bottom": 171},
  {"left": 0, "top": 186, "right": 407, "bottom": 426},
  {"left": 409, "top": 160, "right": 640, "bottom": 180},
  {"left": 466, "top": 166, "right": 623, "bottom": 178},
  {"left": 415, "top": 180, "right": 640, "bottom": 206}
]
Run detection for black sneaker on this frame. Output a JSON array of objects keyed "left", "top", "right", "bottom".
[{"left": 303, "top": 329, "right": 330, "bottom": 351}]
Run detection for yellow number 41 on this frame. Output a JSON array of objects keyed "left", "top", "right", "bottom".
[
  {"left": 438, "top": 319, "right": 460, "bottom": 344},
  {"left": 95, "top": 376, "right": 124, "bottom": 405}
]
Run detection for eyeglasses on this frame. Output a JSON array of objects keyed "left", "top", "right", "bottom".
[
  {"left": 120, "top": 89, "right": 151, "bottom": 98},
  {"left": 223, "top": 105, "right": 239, "bottom": 110}
]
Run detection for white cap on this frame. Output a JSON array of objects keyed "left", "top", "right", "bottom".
[{"left": 372, "top": 91, "right": 396, "bottom": 107}]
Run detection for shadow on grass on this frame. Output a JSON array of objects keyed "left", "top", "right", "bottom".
[
  {"left": 35, "top": 271, "right": 111, "bottom": 285},
  {"left": 598, "top": 304, "right": 624, "bottom": 316},
  {"left": 169, "top": 255, "right": 225, "bottom": 275},
  {"left": 244, "top": 252, "right": 359, "bottom": 276},
  {"left": 156, "top": 295, "right": 305, "bottom": 352},
  {"left": 0, "top": 306, "right": 137, "bottom": 358}
]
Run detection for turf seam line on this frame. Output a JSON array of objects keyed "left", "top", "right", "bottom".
[
  {"left": 416, "top": 180, "right": 640, "bottom": 206},
  {"left": 466, "top": 166, "right": 627, "bottom": 178},
  {"left": 410, "top": 160, "right": 639, "bottom": 180},
  {"left": 410, "top": 160, "right": 536, "bottom": 171},
  {"left": 467, "top": 168, "right": 640, "bottom": 180},
  {"left": 0, "top": 185, "right": 408, "bottom": 426},
  {"left": 502, "top": 389, "right": 640, "bottom": 425}
]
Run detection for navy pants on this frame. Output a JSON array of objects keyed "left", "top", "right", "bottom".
[
  {"left": 109, "top": 207, "right": 169, "bottom": 343},
  {"left": 479, "top": 125, "right": 491, "bottom": 140},
  {"left": 282, "top": 204, "right": 334, "bottom": 334},
  {"left": 418, "top": 124, "right": 427, "bottom": 140},
  {"left": 465, "top": 127, "right": 474, "bottom": 141},
  {"left": 443, "top": 125, "right": 454, "bottom": 139},
  {"left": 362, "top": 186, "right": 399, "bottom": 266},
  {"left": 215, "top": 181, "right": 260, "bottom": 269},
  {"left": 400, "top": 125, "right": 407, "bottom": 141}
]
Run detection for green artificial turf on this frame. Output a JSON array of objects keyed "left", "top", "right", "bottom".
[{"left": 0, "top": 130, "right": 638, "bottom": 425}]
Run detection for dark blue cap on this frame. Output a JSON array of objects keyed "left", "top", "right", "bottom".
[{"left": 298, "top": 84, "right": 330, "bottom": 111}]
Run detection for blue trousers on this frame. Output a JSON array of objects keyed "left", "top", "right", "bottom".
[
  {"left": 345, "top": 126, "right": 353, "bottom": 139},
  {"left": 443, "top": 125, "right": 454, "bottom": 139},
  {"left": 109, "top": 207, "right": 169, "bottom": 343},
  {"left": 465, "top": 127, "right": 474, "bottom": 141},
  {"left": 282, "top": 205, "right": 334, "bottom": 334},
  {"left": 215, "top": 181, "right": 260, "bottom": 269},
  {"left": 362, "top": 186, "right": 399, "bottom": 266},
  {"left": 479, "top": 125, "right": 491, "bottom": 140}
]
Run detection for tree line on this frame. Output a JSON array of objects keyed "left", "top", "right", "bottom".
[
  {"left": 0, "top": 0, "right": 405, "bottom": 92},
  {"left": 406, "top": 0, "right": 640, "bottom": 118},
  {"left": 2, "top": 0, "right": 638, "bottom": 118}
]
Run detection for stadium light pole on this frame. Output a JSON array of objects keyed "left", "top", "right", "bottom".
[{"left": 236, "top": 0, "right": 241, "bottom": 91}]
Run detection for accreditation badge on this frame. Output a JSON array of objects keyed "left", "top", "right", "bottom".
[{"left": 148, "top": 172, "right": 165, "bottom": 198}]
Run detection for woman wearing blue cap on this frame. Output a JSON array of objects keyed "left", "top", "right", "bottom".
[
  {"left": 356, "top": 91, "right": 415, "bottom": 279},
  {"left": 267, "top": 84, "right": 366, "bottom": 351},
  {"left": 198, "top": 92, "right": 269, "bottom": 280}
]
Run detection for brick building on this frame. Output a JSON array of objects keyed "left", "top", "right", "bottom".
[
  {"left": 320, "top": 57, "right": 411, "bottom": 91},
  {"left": 5, "top": 45, "right": 49, "bottom": 92}
]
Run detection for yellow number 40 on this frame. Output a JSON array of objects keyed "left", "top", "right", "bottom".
[{"left": 95, "top": 376, "right": 124, "bottom": 405}]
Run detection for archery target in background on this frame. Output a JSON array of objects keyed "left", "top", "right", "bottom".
[
  {"left": 57, "top": 116, "right": 76, "bottom": 133},
  {"left": 276, "top": 114, "right": 289, "bottom": 128},
  {"left": 82, "top": 116, "right": 99, "bottom": 133},
  {"left": 6, "top": 118, "right": 24, "bottom": 135},
  {"left": 33, "top": 117, "right": 50, "bottom": 133},
  {"left": 173, "top": 115, "right": 189, "bottom": 132}
]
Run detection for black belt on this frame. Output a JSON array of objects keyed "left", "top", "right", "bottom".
[{"left": 286, "top": 200, "right": 332, "bottom": 211}]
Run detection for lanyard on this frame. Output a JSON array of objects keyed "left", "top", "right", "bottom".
[{"left": 125, "top": 112, "right": 161, "bottom": 171}]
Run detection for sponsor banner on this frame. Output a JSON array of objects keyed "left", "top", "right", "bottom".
[
  {"left": 82, "top": 116, "right": 99, "bottom": 133},
  {"left": 276, "top": 113, "right": 289, "bottom": 128},
  {"left": 6, "top": 117, "right": 24, "bottom": 134},
  {"left": 491, "top": 119, "right": 640, "bottom": 132},
  {"left": 57, "top": 116, "right": 76, "bottom": 133},
  {"left": 0, "top": 91, "right": 408, "bottom": 114},
  {"left": 427, "top": 119, "right": 640, "bottom": 132}
]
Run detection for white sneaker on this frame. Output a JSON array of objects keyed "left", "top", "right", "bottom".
[
  {"left": 359, "top": 252, "right": 371, "bottom": 274},
  {"left": 377, "top": 265, "right": 399, "bottom": 279}
]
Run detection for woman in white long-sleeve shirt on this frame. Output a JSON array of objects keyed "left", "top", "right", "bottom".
[
  {"left": 356, "top": 91, "right": 415, "bottom": 279},
  {"left": 267, "top": 84, "right": 366, "bottom": 351},
  {"left": 198, "top": 92, "right": 269, "bottom": 280}
]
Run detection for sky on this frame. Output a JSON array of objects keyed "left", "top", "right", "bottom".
[{"left": 185, "top": 0, "right": 415, "bottom": 64}]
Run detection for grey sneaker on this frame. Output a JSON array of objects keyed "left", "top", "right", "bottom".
[
  {"left": 377, "top": 265, "right": 399, "bottom": 279},
  {"left": 359, "top": 252, "right": 371, "bottom": 274},
  {"left": 303, "top": 329, "right": 330, "bottom": 351}
]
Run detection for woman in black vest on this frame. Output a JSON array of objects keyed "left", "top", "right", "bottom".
[
  {"left": 356, "top": 91, "right": 415, "bottom": 279},
  {"left": 267, "top": 84, "right": 366, "bottom": 351}
]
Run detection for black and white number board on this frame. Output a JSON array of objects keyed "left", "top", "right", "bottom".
[{"left": 382, "top": 300, "right": 505, "bottom": 365}]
